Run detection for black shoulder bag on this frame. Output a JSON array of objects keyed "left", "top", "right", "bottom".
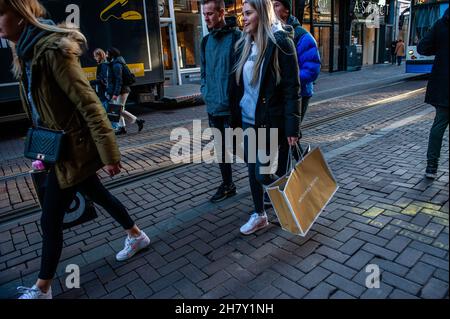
[{"left": 24, "top": 126, "right": 66, "bottom": 164}]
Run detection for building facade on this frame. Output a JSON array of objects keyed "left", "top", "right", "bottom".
[{"left": 160, "top": 0, "right": 397, "bottom": 85}]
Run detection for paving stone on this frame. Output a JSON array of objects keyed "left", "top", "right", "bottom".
[
  {"left": 395, "top": 248, "right": 423, "bottom": 268},
  {"left": 406, "top": 262, "right": 436, "bottom": 285},
  {"left": 361, "top": 243, "right": 398, "bottom": 261},
  {"left": 304, "top": 282, "right": 338, "bottom": 299},
  {"left": 382, "top": 272, "right": 422, "bottom": 296},
  {"left": 298, "top": 266, "right": 331, "bottom": 290},
  {"left": 325, "top": 274, "right": 365, "bottom": 298},
  {"left": 320, "top": 259, "right": 357, "bottom": 280},
  {"left": 385, "top": 236, "right": 412, "bottom": 253},
  {"left": 272, "top": 276, "right": 308, "bottom": 299},
  {"left": 345, "top": 250, "right": 375, "bottom": 270},
  {"left": 389, "top": 289, "right": 420, "bottom": 299},
  {"left": 420, "top": 278, "right": 449, "bottom": 299},
  {"left": 338, "top": 238, "right": 365, "bottom": 255}
]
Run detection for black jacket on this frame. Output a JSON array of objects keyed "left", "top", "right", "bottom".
[
  {"left": 107, "top": 56, "right": 131, "bottom": 97},
  {"left": 230, "top": 29, "right": 301, "bottom": 142},
  {"left": 90, "top": 62, "right": 108, "bottom": 102},
  {"left": 417, "top": 9, "right": 449, "bottom": 108}
]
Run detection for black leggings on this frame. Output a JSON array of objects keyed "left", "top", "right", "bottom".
[{"left": 39, "top": 169, "right": 135, "bottom": 280}]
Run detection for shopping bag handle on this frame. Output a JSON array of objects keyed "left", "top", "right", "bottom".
[{"left": 287, "top": 143, "right": 308, "bottom": 172}]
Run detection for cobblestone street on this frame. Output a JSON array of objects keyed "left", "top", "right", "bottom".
[{"left": 0, "top": 65, "right": 448, "bottom": 300}]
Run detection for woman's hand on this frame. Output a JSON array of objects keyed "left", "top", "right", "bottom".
[
  {"left": 104, "top": 162, "right": 122, "bottom": 177},
  {"left": 287, "top": 137, "right": 299, "bottom": 146}
]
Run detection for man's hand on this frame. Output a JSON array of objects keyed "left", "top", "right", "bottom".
[
  {"left": 104, "top": 162, "right": 122, "bottom": 177},
  {"left": 287, "top": 137, "right": 299, "bottom": 146}
]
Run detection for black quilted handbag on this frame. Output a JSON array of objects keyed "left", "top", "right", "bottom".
[{"left": 24, "top": 127, "right": 66, "bottom": 164}]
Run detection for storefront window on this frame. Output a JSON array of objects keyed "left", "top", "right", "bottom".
[
  {"left": 304, "top": 0, "right": 312, "bottom": 22},
  {"left": 313, "top": 0, "right": 332, "bottom": 22},
  {"left": 226, "top": 0, "right": 244, "bottom": 27},
  {"left": 174, "top": 0, "right": 202, "bottom": 69}
]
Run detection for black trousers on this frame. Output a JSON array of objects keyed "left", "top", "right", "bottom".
[
  {"left": 39, "top": 169, "right": 135, "bottom": 280},
  {"left": 208, "top": 114, "right": 233, "bottom": 186},
  {"left": 427, "top": 106, "right": 449, "bottom": 168}
]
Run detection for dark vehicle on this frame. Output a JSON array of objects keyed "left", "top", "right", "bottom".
[{"left": 0, "top": 0, "right": 164, "bottom": 123}]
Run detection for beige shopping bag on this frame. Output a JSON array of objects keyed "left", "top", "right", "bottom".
[{"left": 267, "top": 147, "right": 338, "bottom": 236}]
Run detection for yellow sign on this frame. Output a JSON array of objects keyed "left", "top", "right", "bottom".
[
  {"left": 83, "top": 63, "right": 145, "bottom": 82},
  {"left": 83, "top": 67, "right": 97, "bottom": 82},
  {"left": 100, "top": 0, "right": 143, "bottom": 22}
]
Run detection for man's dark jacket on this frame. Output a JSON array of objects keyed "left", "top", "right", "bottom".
[{"left": 417, "top": 9, "right": 449, "bottom": 108}]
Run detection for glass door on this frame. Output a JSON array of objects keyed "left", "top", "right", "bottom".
[{"left": 313, "top": 26, "right": 331, "bottom": 72}]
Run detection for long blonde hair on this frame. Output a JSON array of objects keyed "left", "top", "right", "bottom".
[
  {"left": 0, "top": 0, "right": 87, "bottom": 79},
  {"left": 234, "top": 0, "right": 281, "bottom": 86}
]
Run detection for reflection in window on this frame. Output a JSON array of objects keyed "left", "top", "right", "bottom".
[{"left": 174, "top": 0, "right": 202, "bottom": 69}]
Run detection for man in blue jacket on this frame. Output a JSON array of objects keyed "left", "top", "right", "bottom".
[
  {"left": 273, "top": 0, "right": 321, "bottom": 122},
  {"left": 268, "top": 0, "right": 321, "bottom": 206},
  {"left": 201, "top": 0, "right": 242, "bottom": 202}
]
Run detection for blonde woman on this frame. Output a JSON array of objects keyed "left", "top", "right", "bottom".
[
  {"left": 230, "top": 0, "right": 301, "bottom": 235},
  {"left": 0, "top": 0, "right": 150, "bottom": 299},
  {"left": 91, "top": 48, "right": 109, "bottom": 103}
]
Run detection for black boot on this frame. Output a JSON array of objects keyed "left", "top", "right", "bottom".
[
  {"left": 425, "top": 165, "right": 438, "bottom": 179},
  {"left": 136, "top": 119, "right": 145, "bottom": 132},
  {"left": 211, "top": 183, "right": 237, "bottom": 203},
  {"left": 115, "top": 127, "right": 127, "bottom": 136}
]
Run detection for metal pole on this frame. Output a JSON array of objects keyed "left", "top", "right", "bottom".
[{"left": 169, "top": 0, "right": 182, "bottom": 85}]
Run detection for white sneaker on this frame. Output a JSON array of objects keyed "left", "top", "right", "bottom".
[
  {"left": 116, "top": 231, "right": 151, "bottom": 261},
  {"left": 17, "top": 285, "right": 52, "bottom": 299},
  {"left": 240, "top": 213, "right": 269, "bottom": 235}
]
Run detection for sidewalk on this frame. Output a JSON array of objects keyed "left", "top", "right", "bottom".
[
  {"left": 0, "top": 87, "right": 447, "bottom": 299},
  {"left": 159, "top": 64, "right": 419, "bottom": 105}
]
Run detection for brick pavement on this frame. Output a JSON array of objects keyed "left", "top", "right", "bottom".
[
  {"left": 0, "top": 79, "right": 427, "bottom": 215},
  {"left": 0, "top": 87, "right": 447, "bottom": 299}
]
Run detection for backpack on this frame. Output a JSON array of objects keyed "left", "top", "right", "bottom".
[{"left": 115, "top": 61, "right": 136, "bottom": 86}]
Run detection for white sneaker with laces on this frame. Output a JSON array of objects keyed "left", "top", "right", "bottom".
[
  {"left": 116, "top": 231, "right": 150, "bottom": 261},
  {"left": 17, "top": 285, "right": 52, "bottom": 299},
  {"left": 240, "top": 213, "right": 269, "bottom": 235}
]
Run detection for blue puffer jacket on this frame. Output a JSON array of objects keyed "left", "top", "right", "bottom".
[{"left": 287, "top": 16, "right": 321, "bottom": 97}]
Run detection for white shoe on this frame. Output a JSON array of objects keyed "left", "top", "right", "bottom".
[
  {"left": 116, "top": 231, "right": 150, "bottom": 261},
  {"left": 240, "top": 212, "right": 269, "bottom": 235},
  {"left": 17, "top": 285, "right": 52, "bottom": 299}
]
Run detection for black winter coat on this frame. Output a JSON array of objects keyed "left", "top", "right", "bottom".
[
  {"left": 230, "top": 30, "right": 301, "bottom": 143},
  {"left": 417, "top": 9, "right": 449, "bottom": 108}
]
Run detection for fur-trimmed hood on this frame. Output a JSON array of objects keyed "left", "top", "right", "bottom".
[
  {"left": 13, "top": 22, "right": 87, "bottom": 78},
  {"left": 32, "top": 23, "right": 87, "bottom": 61}
]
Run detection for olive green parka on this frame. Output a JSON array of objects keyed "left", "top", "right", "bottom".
[{"left": 19, "top": 31, "right": 120, "bottom": 189}]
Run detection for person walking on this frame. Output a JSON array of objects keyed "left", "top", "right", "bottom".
[
  {"left": 395, "top": 39, "right": 405, "bottom": 66},
  {"left": 106, "top": 47, "right": 145, "bottom": 135},
  {"left": 230, "top": 0, "right": 301, "bottom": 235},
  {"left": 0, "top": 0, "right": 150, "bottom": 299},
  {"left": 91, "top": 48, "right": 109, "bottom": 104},
  {"left": 390, "top": 39, "right": 398, "bottom": 65},
  {"left": 417, "top": 8, "right": 449, "bottom": 179},
  {"left": 200, "top": 0, "right": 242, "bottom": 202}
]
